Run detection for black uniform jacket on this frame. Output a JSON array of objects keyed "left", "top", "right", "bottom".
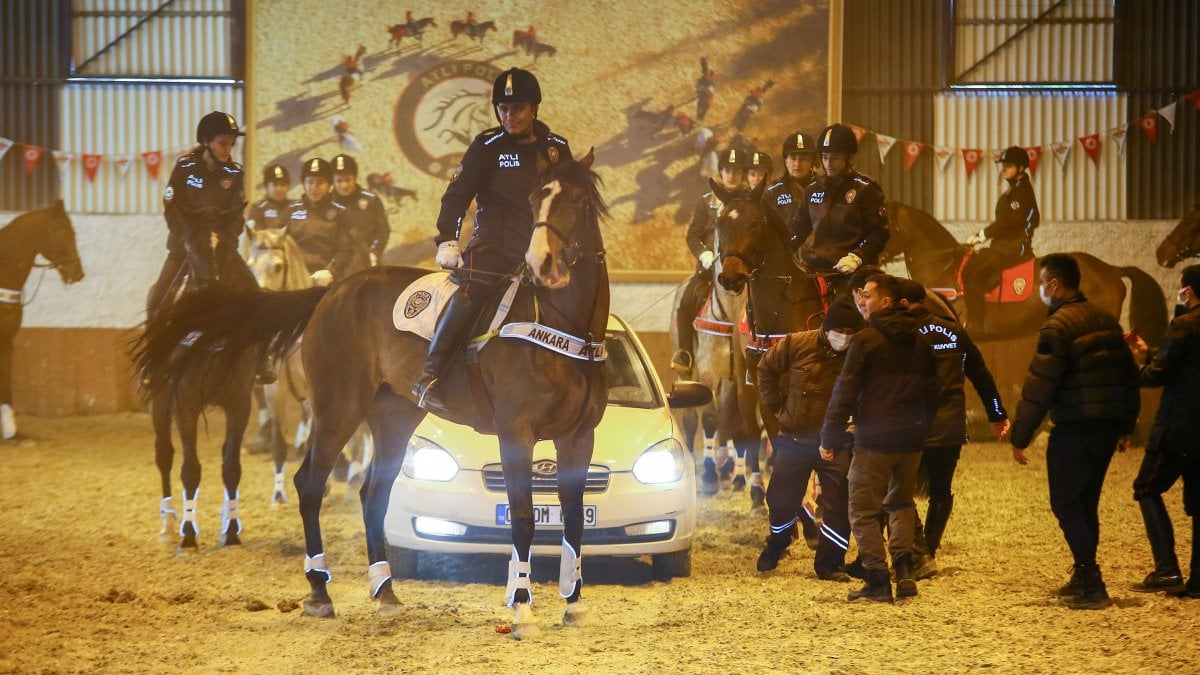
[
  {"left": 247, "top": 197, "right": 290, "bottom": 231},
  {"left": 763, "top": 172, "right": 813, "bottom": 229},
  {"left": 685, "top": 191, "right": 722, "bottom": 260},
  {"left": 820, "top": 306, "right": 937, "bottom": 454},
  {"left": 162, "top": 150, "right": 246, "bottom": 253},
  {"left": 332, "top": 187, "right": 390, "bottom": 261},
  {"left": 1010, "top": 294, "right": 1141, "bottom": 449},
  {"left": 285, "top": 196, "right": 352, "bottom": 278},
  {"left": 789, "top": 171, "right": 889, "bottom": 272},
  {"left": 435, "top": 120, "right": 571, "bottom": 255},
  {"left": 983, "top": 173, "right": 1039, "bottom": 259},
  {"left": 1140, "top": 304, "right": 1200, "bottom": 456},
  {"left": 757, "top": 329, "right": 850, "bottom": 448},
  {"left": 909, "top": 305, "right": 1007, "bottom": 446}
]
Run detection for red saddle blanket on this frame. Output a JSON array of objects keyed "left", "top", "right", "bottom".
[{"left": 958, "top": 252, "right": 1036, "bottom": 304}]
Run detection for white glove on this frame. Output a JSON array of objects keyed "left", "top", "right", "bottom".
[
  {"left": 833, "top": 252, "right": 862, "bottom": 274},
  {"left": 310, "top": 269, "right": 333, "bottom": 286},
  {"left": 698, "top": 250, "right": 716, "bottom": 270},
  {"left": 369, "top": 252, "right": 379, "bottom": 267},
  {"left": 966, "top": 230, "right": 987, "bottom": 247},
  {"left": 436, "top": 240, "right": 463, "bottom": 269}
]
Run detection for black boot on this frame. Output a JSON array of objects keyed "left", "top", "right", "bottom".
[
  {"left": 894, "top": 553, "right": 918, "bottom": 599},
  {"left": 412, "top": 292, "right": 478, "bottom": 413},
  {"left": 800, "top": 509, "right": 820, "bottom": 551},
  {"left": 1171, "top": 517, "right": 1200, "bottom": 599},
  {"left": 848, "top": 568, "right": 893, "bottom": 603},
  {"left": 924, "top": 495, "right": 954, "bottom": 558},
  {"left": 1057, "top": 563, "right": 1088, "bottom": 597},
  {"left": 844, "top": 556, "right": 867, "bottom": 580},
  {"left": 672, "top": 271, "right": 707, "bottom": 376},
  {"left": 1062, "top": 564, "right": 1111, "bottom": 610},
  {"left": 756, "top": 529, "right": 792, "bottom": 572},
  {"left": 1130, "top": 496, "right": 1185, "bottom": 593}
]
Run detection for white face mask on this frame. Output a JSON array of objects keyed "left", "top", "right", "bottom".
[
  {"left": 827, "top": 331, "right": 852, "bottom": 352},
  {"left": 1039, "top": 283, "right": 1053, "bottom": 306}
]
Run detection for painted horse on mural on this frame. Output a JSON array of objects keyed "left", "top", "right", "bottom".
[
  {"left": 387, "top": 17, "right": 436, "bottom": 48},
  {"left": 1156, "top": 207, "right": 1200, "bottom": 268},
  {"left": 882, "top": 201, "right": 1168, "bottom": 345},
  {"left": 0, "top": 200, "right": 85, "bottom": 440},
  {"left": 450, "top": 19, "right": 497, "bottom": 42},
  {"left": 136, "top": 151, "right": 607, "bottom": 639}
]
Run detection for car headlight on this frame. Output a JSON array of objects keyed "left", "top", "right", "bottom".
[
  {"left": 401, "top": 437, "right": 459, "bottom": 482},
  {"left": 632, "top": 438, "right": 686, "bottom": 484}
]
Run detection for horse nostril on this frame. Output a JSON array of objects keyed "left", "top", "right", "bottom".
[{"left": 540, "top": 254, "right": 554, "bottom": 278}]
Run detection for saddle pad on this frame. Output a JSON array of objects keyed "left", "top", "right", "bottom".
[
  {"left": 392, "top": 272, "right": 458, "bottom": 339},
  {"left": 982, "top": 257, "right": 1036, "bottom": 303},
  {"left": 737, "top": 306, "right": 787, "bottom": 353},
  {"left": 694, "top": 295, "right": 735, "bottom": 336}
]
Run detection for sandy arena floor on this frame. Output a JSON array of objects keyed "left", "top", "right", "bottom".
[{"left": 1, "top": 413, "right": 1197, "bottom": 673}]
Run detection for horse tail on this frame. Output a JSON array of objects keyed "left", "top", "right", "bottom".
[
  {"left": 1122, "top": 265, "right": 1169, "bottom": 347},
  {"left": 132, "top": 285, "right": 330, "bottom": 401}
]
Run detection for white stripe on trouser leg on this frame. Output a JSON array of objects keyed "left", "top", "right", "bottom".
[
  {"left": 221, "top": 488, "right": 242, "bottom": 534},
  {"left": 559, "top": 539, "right": 582, "bottom": 598},
  {"left": 505, "top": 546, "right": 533, "bottom": 607},
  {"left": 367, "top": 560, "right": 391, "bottom": 597},
  {"left": 771, "top": 517, "right": 797, "bottom": 535},
  {"left": 820, "top": 523, "right": 849, "bottom": 550},
  {"left": 305, "top": 552, "right": 332, "bottom": 582},
  {"left": 180, "top": 490, "right": 199, "bottom": 536}
]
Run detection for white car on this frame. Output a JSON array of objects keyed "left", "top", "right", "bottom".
[{"left": 384, "top": 314, "right": 710, "bottom": 581}]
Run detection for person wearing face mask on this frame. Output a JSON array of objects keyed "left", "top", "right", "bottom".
[
  {"left": 1010, "top": 253, "right": 1140, "bottom": 610},
  {"left": 1125, "top": 263, "right": 1200, "bottom": 599},
  {"left": 754, "top": 298, "right": 863, "bottom": 579}
]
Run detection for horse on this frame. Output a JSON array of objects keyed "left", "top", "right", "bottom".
[
  {"left": 387, "top": 17, "right": 436, "bottom": 47},
  {"left": 530, "top": 42, "right": 557, "bottom": 61},
  {"left": 0, "top": 200, "right": 85, "bottom": 440},
  {"left": 883, "top": 201, "right": 1168, "bottom": 345},
  {"left": 365, "top": 173, "right": 418, "bottom": 210},
  {"left": 1156, "top": 207, "right": 1200, "bottom": 268},
  {"left": 135, "top": 224, "right": 263, "bottom": 549},
  {"left": 135, "top": 151, "right": 608, "bottom": 638},
  {"left": 450, "top": 19, "right": 496, "bottom": 41}
]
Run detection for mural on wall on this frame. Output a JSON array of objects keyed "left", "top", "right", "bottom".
[{"left": 250, "top": 0, "right": 829, "bottom": 271}]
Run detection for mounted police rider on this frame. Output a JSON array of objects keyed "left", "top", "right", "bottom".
[
  {"left": 788, "top": 123, "right": 889, "bottom": 300},
  {"left": 247, "top": 163, "right": 291, "bottom": 232},
  {"left": 672, "top": 147, "right": 747, "bottom": 373},
  {"left": 764, "top": 131, "right": 817, "bottom": 228},
  {"left": 961, "top": 145, "right": 1040, "bottom": 329},
  {"left": 413, "top": 67, "right": 572, "bottom": 411},
  {"left": 746, "top": 150, "right": 773, "bottom": 191},
  {"left": 285, "top": 158, "right": 352, "bottom": 286},
  {"left": 331, "top": 153, "right": 390, "bottom": 271}
]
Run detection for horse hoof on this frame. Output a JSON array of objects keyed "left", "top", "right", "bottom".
[
  {"left": 730, "top": 475, "right": 747, "bottom": 491},
  {"left": 563, "top": 601, "right": 591, "bottom": 627},
  {"left": 510, "top": 602, "right": 541, "bottom": 640},
  {"left": 303, "top": 598, "right": 336, "bottom": 618},
  {"left": 700, "top": 475, "right": 719, "bottom": 497},
  {"left": 377, "top": 602, "right": 403, "bottom": 617},
  {"left": 220, "top": 531, "right": 242, "bottom": 547}
]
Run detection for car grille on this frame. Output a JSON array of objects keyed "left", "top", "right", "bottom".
[{"left": 481, "top": 463, "right": 611, "bottom": 494}]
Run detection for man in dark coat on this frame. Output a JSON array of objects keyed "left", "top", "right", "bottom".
[{"left": 1010, "top": 253, "right": 1141, "bottom": 610}]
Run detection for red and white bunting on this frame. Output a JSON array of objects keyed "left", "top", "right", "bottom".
[
  {"left": 961, "top": 148, "right": 982, "bottom": 179},
  {"left": 81, "top": 153, "right": 103, "bottom": 182},
  {"left": 22, "top": 145, "right": 43, "bottom": 175},
  {"left": 1137, "top": 112, "right": 1159, "bottom": 143},
  {"left": 848, "top": 124, "right": 867, "bottom": 143},
  {"left": 1078, "top": 133, "right": 1101, "bottom": 165},
  {"left": 51, "top": 150, "right": 74, "bottom": 177},
  {"left": 1051, "top": 141, "right": 1072, "bottom": 169},
  {"left": 933, "top": 145, "right": 954, "bottom": 173},
  {"left": 0, "top": 137, "right": 12, "bottom": 163},
  {"left": 1108, "top": 127, "right": 1127, "bottom": 156},
  {"left": 1186, "top": 88, "right": 1200, "bottom": 111},
  {"left": 112, "top": 155, "right": 134, "bottom": 177},
  {"left": 1024, "top": 146, "right": 1043, "bottom": 175},
  {"left": 1159, "top": 102, "right": 1178, "bottom": 132},
  {"left": 875, "top": 133, "right": 896, "bottom": 164},
  {"left": 902, "top": 141, "right": 923, "bottom": 171},
  {"left": 142, "top": 150, "right": 163, "bottom": 179}
]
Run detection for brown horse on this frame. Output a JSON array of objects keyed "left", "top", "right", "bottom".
[
  {"left": 0, "top": 200, "right": 84, "bottom": 440},
  {"left": 451, "top": 19, "right": 496, "bottom": 41},
  {"left": 1156, "top": 207, "right": 1200, "bottom": 268},
  {"left": 387, "top": 17, "right": 436, "bottom": 47},
  {"left": 135, "top": 152, "right": 608, "bottom": 639},
  {"left": 883, "top": 201, "right": 1168, "bottom": 345}
]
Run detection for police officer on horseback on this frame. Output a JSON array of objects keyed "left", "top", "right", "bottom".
[
  {"left": 764, "top": 131, "right": 817, "bottom": 228},
  {"left": 788, "top": 123, "right": 889, "bottom": 300},
  {"left": 413, "top": 67, "right": 572, "bottom": 411},
  {"left": 671, "top": 147, "right": 747, "bottom": 373},
  {"left": 961, "top": 145, "right": 1040, "bottom": 328},
  {"left": 746, "top": 150, "right": 773, "bottom": 191},
  {"left": 331, "top": 153, "right": 390, "bottom": 270},
  {"left": 247, "top": 163, "right": 291, "bottom": 232},
  {"left": 285, "top": 158, "right": 352, "bottom": 286}
]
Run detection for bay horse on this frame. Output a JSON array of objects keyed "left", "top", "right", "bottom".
[
  {"left": 387, "top": 17, "right": 436, "bottom": 47},
  {"left": 1156, "top": 207, "right": 1200, "bottom": 268},
  {"left": 451, "top": 19, "right": 496, "bottom": 41},
  {"left": 883, "top": 201, "right": 1168, "bottom": 345},
  {"left": 136, "top": 223, "right": 263, "bottom": 549},
  {"left": 136, "top": 151, "right": 608, "bottom": 639},
  {"left": 0, "top": 200, "right": 85, "bottom": 440}
]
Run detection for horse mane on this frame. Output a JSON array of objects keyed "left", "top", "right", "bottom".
[
  {"left": 891, "top": 201, "right": 960, "bottom": 251},
  {"left": 279, "top": 233, "right": 312, "bottom": 290},
  {"left": 549, "top": 159, "right": 609, "bottom": 221}
]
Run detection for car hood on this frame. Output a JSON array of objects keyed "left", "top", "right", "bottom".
[{"left": 411, "top": 405, "right": 678, "bottom": 471}]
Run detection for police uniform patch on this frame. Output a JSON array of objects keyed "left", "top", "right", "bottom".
[
  {"left": 403, "top": 290, "right": 433, "bottom": 319},
  {"left": 1012, "top": 277, "right": 1027, "bottom": 295},
  {"left": 1010, "top": 200, "right": 1020, "bottom": 210},
  {"left": 450, "top": 164, "right": 463, "bottom": 182},
  {"left": 844, "top": 189, "right": 857, "bottom": 204},
  {"left": 547, "top": 146, "right": 560, "bottom": 163},
  {"left": 358, "top": 197, "right": 369, "bottom": 210},
  {"left": 163, "top": 186, "right": 174, "bottom": 202},
  {"left": 220, "top": 178, "right": 233, "bottom": 189},
  {"left": 325, "top": 209, "right": 337, "bottom": 220}
]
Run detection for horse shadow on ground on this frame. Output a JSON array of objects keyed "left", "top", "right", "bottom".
[
  {"left": 605, "top": 135, "right": 706, "bottom": 224},
  {"left": 414, "top": 552, "right": 658, "bottom": 586},
  {"left": 257, "top": 90, "right": 348, "bottom": 133}
]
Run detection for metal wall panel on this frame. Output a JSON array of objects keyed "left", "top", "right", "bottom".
[
  {"left": 954, "top": 0, "right": 1114, "bottom": 83},
  {"left": 933, "top": 91, "right": 1125, "bottom": 223},
  {"left": 58, "top": 84, "right": 243, "bottom": 213},
  {"left": 71, "top": 0, "right": 233, "bottom": 77}
]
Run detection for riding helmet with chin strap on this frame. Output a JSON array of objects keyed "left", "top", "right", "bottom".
[
  {"left": 331, "top": 154, "right": 358, "bottom": 176},
  {"left": 998, "top": 146, "right": 1030, "bottom": 168},
  {"left": 747, "top": 150, "right": 773, "bottom": 179},
  {"left": 717, "top": 147, "right": 748, "bottom": 170},
  {"left": 782, "top": 131, "right": 816, "bottom": 160},
  {"left": 300, "top": 157, "right": 333, "bottom": 182},
  {"left": 263, "top": 163, "right": 290, "bottom": 186},
  {"left": 196, "top": 111, "right": 245, "bottom": 145},
  {"left": 817, "top": 123, "right": 858, "bottom": 155},
  {"left": 492, "top": 68, "right": 542, "bottom": 105}
]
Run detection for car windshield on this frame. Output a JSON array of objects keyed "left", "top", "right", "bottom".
[{"left": 605, "top": 331, "right": 660, "bottom": 408}]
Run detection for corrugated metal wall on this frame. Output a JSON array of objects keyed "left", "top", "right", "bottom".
[
  {"left": 70, "top": 0, "right": 234, "bottom": 77},
  {"left": 934, "top": 91, "right": 1126, "bottom": 222},
  {"left": 59, "top": 84, "right": 243, "bottom": 213},
  {"left": 954, "top": 0, "right": 1114, "bottom": 83}
]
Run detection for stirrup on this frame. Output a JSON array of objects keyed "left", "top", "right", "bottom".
[
  {"left": 671, "top": 349, "right": 694, "bottom": 371},
  {"left": 413, "top": 376, "right": 445, "bottom": 412}
]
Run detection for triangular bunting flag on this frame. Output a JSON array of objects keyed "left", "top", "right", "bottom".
[
  {"left": 961, "top": 148, "right": 982, "bottom": 179},
  {"left": 1159, "top": 102, "right": 1177, "bottom": 131},
  {"left": 1024, "top": 146, "right": 1043, "bottom": 175},
  {"left": 81, "top": 153, "right": 102, "bottom": 182},
  {"left": 1108, "top": 127, "right": 1127, "bottom": 156},
  {"left": 902, "top": 141, "right": 923, "bottom": 171},
  {"left": 933, "top": 146, "right": 954, "bottom": 173},
  {"left": 142, "top": 150, "right": 164, "bottom": 179},
  {"left": 22, "top": 145, "right": 43, "bottom": 174},
  {"left": 113, "top": 155, "right": 134, "bottom": 177},
  {"left": 1078, "top": 133, "right": 1101, "bottom": 165},
  {"left": 848, "top": 124, "right": 867, "bottom": 143},
  {"left": 1185, "top": 88, "right": 1200, "bottom": 111},
  {"left": 875, "top": 134, "right": 897, "bottom": 164},
  {"left": 1051, "top": 141, "right": 1072, "bottom": 169},
  {"left": 1138, "top": 112, "right": 1159, "bottom": 143},
  {"left": 51, "top": 151, "right": 74, "bottom": 177},
  {"left": 0, "top": 137, "right": 12, "bottom": 163}
]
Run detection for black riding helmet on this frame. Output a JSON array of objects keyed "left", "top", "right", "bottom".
[
  {"left": 493, "top": 68, "right": 541, "bottom": 105},
  {"left": 998, "top": 146, "right": 1030, "bottom": 168},
  {"left": 263, "top": 163, "right": 290, "bottom": 186},
  {"left": 748, "top": 150, "right": 773, "bottom": 179},
  {"left": 331, "top": 154, "right": 358, "bottom": 176},
  {"left": 196, "top": 111, "right": 245, "bottom": 145},
  {"left": 782, "top": 131, "right": 816, "bottom": 160},
  {"left": 300, "top": 157, "right": 333, "bottom": 182},
  {"left": 818, "top": 123, "right": 857, "bottom": 155},
  {"left": 717, "top": 147, "right": 748, "bottom": 170}
]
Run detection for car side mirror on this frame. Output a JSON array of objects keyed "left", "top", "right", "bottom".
[{"left": 668, "top": 381, "right": 712, "bottom": 409}]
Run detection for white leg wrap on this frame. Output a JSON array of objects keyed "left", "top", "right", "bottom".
[
  {"left": 702, "top": 435, "right": 715, "bottom": 460},
  {"left": 305, "top": 552, "right": 332, "bottom": 582},
  {"left": 158, "top": 496, "right": 177, "bottom": 534},
  {"left": 257, "top": 407, "right": 270, "bottom": 427},
  {"left": 735, "top": 454, "right": 746, "bottom": 475},
  {"left": 272, "top": 470, "right": 288, "bottom": 504},
  {"left": 505, "top": 547, "right": 533, "bottom": 607},
  {"left": 368, "top": 560, "right": 391, "bottom": 598},
  {"left": 0, "top": 403, "right": 15, "bottom": 440},
  {"left": 180, "top": 495, "right": 199, "bottom": 536},
  {"left": 559, "top": 538, "right": 582, "bottom": 598},
  {"left": 221, "top": 489, "right": 242, "bottom": 535},
  {"left": 750, "top": 471, "right": 764, "bottom": 488}
]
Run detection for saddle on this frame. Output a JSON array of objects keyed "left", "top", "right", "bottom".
[{"left": 953, "top": 250, "right": 1036, "bottom": 304}]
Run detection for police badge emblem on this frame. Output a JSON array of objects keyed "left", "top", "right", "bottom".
[
  {"left": 220, "top": 178, "right": 232, "bottom": 189},
  {"left": 325, "top": 209, "right": 337, "bottom": 220},
  {"left": 547, "top": 146, "right": 560, "bottom": 163},
  {"left": 403, "top": 290, "right": 433, "bottom": 319},
  {"left": 1012, "top": 277, "right": 1027, "bottom": 295},
  {"left": 163, "top": 186, "right": 174, "bottom": 202},
  {"left": 844, "top": 189, "right": 857, "bottom": 204},
  {"left": 1010, "top": 200, "right": 1020, "bottom": 210},
  {"left": 358, "top": 197, "right": 369, "bottom": 210},
  {"left": 450, "top": 164, "right": 463, "bottom": 182}
]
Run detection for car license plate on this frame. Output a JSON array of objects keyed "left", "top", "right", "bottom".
[{"left": 495, "top": 504, "right": 598, "bottom": 528}]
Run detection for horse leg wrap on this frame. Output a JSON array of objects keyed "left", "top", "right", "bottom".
[
  {"left": 735, "top": 453, "right": 746, "bottom": 475},
  {"left": 505, "top": 547, "right": 533, "bottom": 607},
  {"left": 0, "top": 403, "right": 15, "bottom": 440},
  {"left": 702, "top": 435, "right": 715, "bottom": 460},
  {"left": 272, "top": 470, "right": 288, "bottom": 504},
  {"left": 559, "top": 539, "right": 582, "bottom": 598},
  {"left": 221, "top": 489, "right": 242, "bottom": 535},
  {"left": 367, "top": 560, "right": 392, "bottom": 598},
  {"left": 180, "top": 496, "right": 199, "bottom": 536},
  {"left": 750, "top": 471, "right": 764, "bottom": 489},
  {"left": 304, "top": 552, "right": 332, "bottom": 583},
  {"left": 159, "top": 496, "right": 177, "bottom": 534}
]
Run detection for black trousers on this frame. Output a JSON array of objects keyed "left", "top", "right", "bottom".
[
  {"left": 675, "top": 268, "right": 710, "bottom": 357},
  {"left": 913, "top": 444, "right": 961, "bottom": 556},
  {"left": 1133, "top": 441, "right": 1200, "bottom": 517},
  {"left": 767, "top": 434, "right": 851, "bottom": 574},
  {"left": 1046, "top": 424, "right": 1121, "bottom": 567}
]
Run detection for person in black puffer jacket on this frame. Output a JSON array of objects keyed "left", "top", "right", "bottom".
[
  {"left": 754, "top": 298, "right": 863, "bottom": 579},
  {"left": 1010, "top": 253, "right": 1140, "bottom": 611}
]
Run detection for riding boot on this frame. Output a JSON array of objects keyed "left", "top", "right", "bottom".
[
  {"left": 894, "top": 553, "right": 918, "bottom": 599},
  {"left": 1175, "top": 517, "right": 1200, "bottom": 599},
  {"left": 756, "top": 529, "right": 793, "bottom": 572},
  {"left": 672, "top": 272, "right": 705, "bottom": 375},
  {"left": 848, "top": 568, "right": 893, "bottom": 603},
  {"left": 413, "top": 292, "right": 478, "bottom": 412},
  {"left": 1131, "top": 495, "right": 1185, "bottom": 593},
  {"left": 924, "top": 494, "right": 954, "bottom": 559},
  {"left": 1062, "top": 564, "right": 1110, "bottom": 610}
]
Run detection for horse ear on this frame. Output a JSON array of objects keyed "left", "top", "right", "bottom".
[
  {"left": 709, "top": 178, "right": 730, "bottom": 204},
  {"left": 578, "top": 147, "right": 595, "bottom": 170},
  {"left": 749, "top": 178, "right": 767, "bottom": 203}
]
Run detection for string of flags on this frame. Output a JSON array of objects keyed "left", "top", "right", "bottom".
[
  {"left": 848, "top": 88, "right": 1199, "bottom": 179},
  {"left": 0, "top": 138, "right": 189, "bottom": 182}
]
